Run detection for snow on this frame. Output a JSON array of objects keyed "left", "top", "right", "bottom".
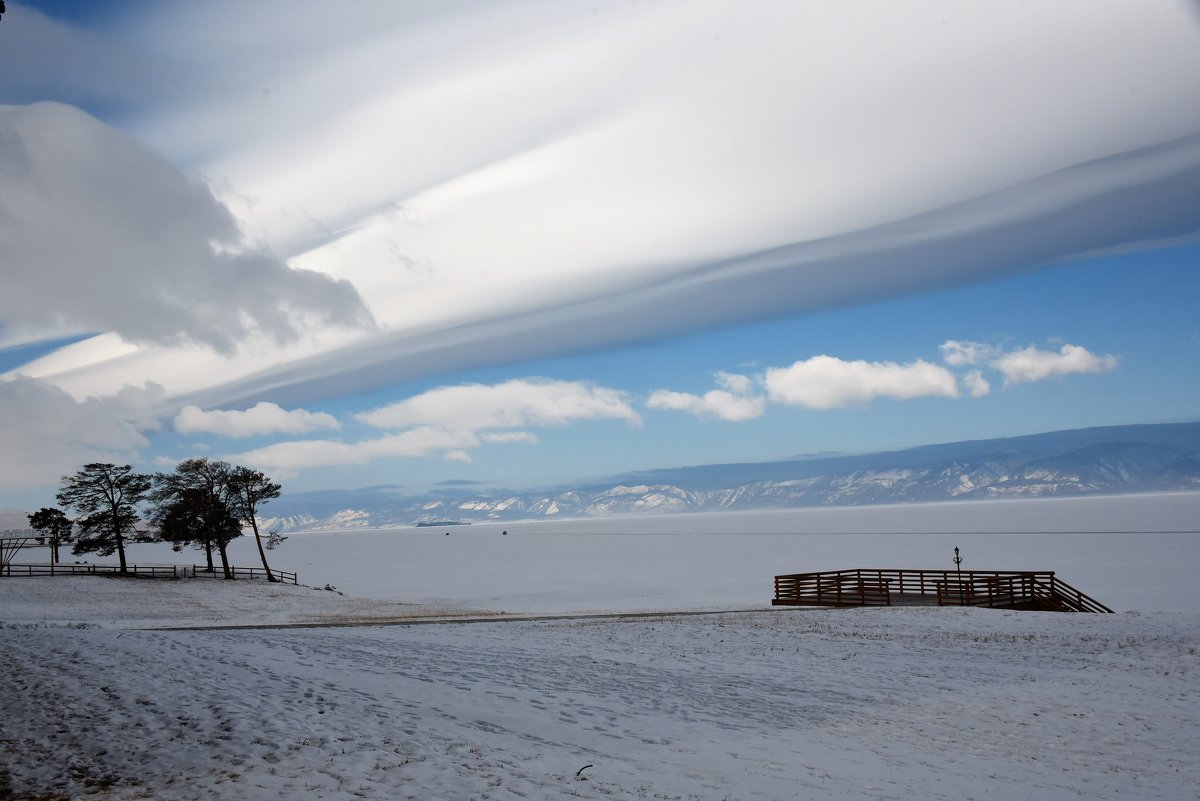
[
  {"left": 41, "top": 491, "right": 1200, "bottom": 615},
  {"left": 3, "top": 493, "right": 1200, "bottom": 799}
]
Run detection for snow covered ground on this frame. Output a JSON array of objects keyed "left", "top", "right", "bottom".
[{"left": 3, "top": 494, "right": 1200, "bottom": 799}]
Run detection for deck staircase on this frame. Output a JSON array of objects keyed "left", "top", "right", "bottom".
[{"left": 773, "top": 569, "right": 1112, "bottom": 612}]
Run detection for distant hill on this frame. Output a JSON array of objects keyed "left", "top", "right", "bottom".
[{"left": 254, "top": 421, "right": 1200, "bottom": 531}]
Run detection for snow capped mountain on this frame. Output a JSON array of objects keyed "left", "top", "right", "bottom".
[{"left": 258, "top": 422, "right": 1200, "bottom": 531}]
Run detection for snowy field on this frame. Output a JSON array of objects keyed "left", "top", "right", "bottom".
[{"left": 4, "top": 493, "right": 1200, "bottom": 800}]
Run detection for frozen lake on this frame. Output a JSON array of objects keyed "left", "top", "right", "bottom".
[{"left": 109, "top": 492, "right": 1200, "bottom": 614}]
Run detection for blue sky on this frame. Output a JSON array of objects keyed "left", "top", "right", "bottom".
[{"left": 1, "top": 0, "right": 1199, "bottom": 508}]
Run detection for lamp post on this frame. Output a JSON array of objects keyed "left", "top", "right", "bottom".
[{"left": 953, "top": 546, "right": 964, "bottom": 605}]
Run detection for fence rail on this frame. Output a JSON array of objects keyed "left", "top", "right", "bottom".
[
  {"left": 773, "top": 568, "right": 1112, "bottom": 612},
  {"left": 1, "top": 563, "right": 298, "bottom": 584},
  {"left": 191, "top": 565, "right": 298, "bottom": 584},
  {"left": 0, "top": 563, "right": 179, "bottom": 578}
]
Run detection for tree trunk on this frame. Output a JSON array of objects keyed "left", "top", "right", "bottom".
[
  {"left": 217, "top": 542, "right": 232, "bottom": 580},
  {"left": 51, "top": 537, "right": 59, "bottom": 564},
  {"left": 248, "top": 515, "right": 276, "bottom": 582},
  {"left": 114, "top": 510, "right": 127, "bottom": 574},
  {"left": 203, "top": 537, "right": 215, "bottom": 573}
]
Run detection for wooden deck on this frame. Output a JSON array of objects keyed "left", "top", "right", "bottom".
[{"left": 773, "top": 569, "right": 1113, "bottom": 612}]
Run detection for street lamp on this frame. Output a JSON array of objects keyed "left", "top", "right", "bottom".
[{"left": 953, "top": 546, "right": 964, "bottom": 605}]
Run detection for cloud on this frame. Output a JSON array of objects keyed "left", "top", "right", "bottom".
[
  {"left": 648, "top": 338, "right": 1117, "bottom": 420},
  {"left": 229, "top": 427, "right": 482, "bottom": 472},
  {"left": 0, "top": 102, "right": 372, "bottom": 353},
  {"left": 0, "top": 376, "right": 162, "bottom": 488},
  {"left": 480, "top": 431, "right": 539, "bottom": 445},
  {"left": 358, "top": 379, "right": 641, "bottom": 432},
  {"left": 174, "top": 402, "right": 340, "bottom": 438},
  {"left": 647, "top": 372, "right": 765, "bottom": 421},
  {"left": 990, "top": 344, "right": 1118, "bottom": 384},
  {"left": 764, "top": 356, "right": 960, "bottom": 410},
  {"left": 941, "top": 337, "right": 1117, "bottom": 387},
  {"left": 14, "top": 2, "right": 1200, "bottom": 414},
  {"left": 163, "top": 125, "right": 1200, "bottom": 412},
  {"left": 231, "top": 378, "right": 638, "bottom": 472},
  {"left": 714, "top": 371, "right": 754, "bottom": 396},
  {"left": 940, "top": 340, "right": 1000, "bottom": 367},
  {"left": 962, "top": 370, "right": 991, "bottom": 398}
]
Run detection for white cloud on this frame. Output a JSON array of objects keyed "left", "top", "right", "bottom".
[
  {"left": 0, "top": 102, "right": 372, "bottom": 353},
  {"left": 647, "top": 372, "right": 765, "bottom": 421},
  {"left": 962, "top": 370, "right": 992, "bottom": 398},
  {"left": 174, "top": 402, "right": 340, "bottom": 438},
  {"left": 764, "top": 356, "right": 960, "bottom": 410},
  {"left": 940, "top": 340, "right": 1000, "bottom": 367},
  {"left": 646, "top": 390, "right": 766, "bottom": 422},
  {"left": 358, "top": 379, "right": 641, "bottom": 432},
  {"left": 0, "top": 3, "right": 1195, "bottom": 496},
  {"left": 229, "top": 427, "right": 481, "bottom": 472},
  {"left": 714, "top": 371, "right": 755, "bottom": 396},
  {"left": 230, "top": 379, "right": 637, "bottom": 473},
  {"left": 10, "top": 2, "right": 1200, "bottom": 414},
  {"left": 481, "top": 431, "right": 539, "bottom": 445},
  {"left": 0, "top": 376, "right": 162, "bottom": 488},
  {"left": 991, "top": 344, "right": 1118, "bottom": 384}
]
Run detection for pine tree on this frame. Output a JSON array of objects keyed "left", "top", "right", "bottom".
[
  {"left": 27, "top": 507, "right": 72, "bottom": 564},
  {"left": 56, "top": 464, "right": 152, "bottom": 573},
  {"left": 151, "top": 458, "right": 242, "bottom": 579},
  {"left": 226, "top": 466, "right": 283, "bottom": 582}
]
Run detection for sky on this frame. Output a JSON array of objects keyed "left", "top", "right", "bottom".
[{"left": 1, "top": 0, "right": 1199, "bottom": 509}]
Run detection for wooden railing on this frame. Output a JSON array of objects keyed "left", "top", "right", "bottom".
[
  {"left": 1040, "top": 575, "right": 1112, "bottom": 613},
  {"left": 0, "top": 563, "right": 179, "bottom": 578},
  {"left": 773, "top": 570, "right": 895, "bottom": 607},
  {"left": 773, "top": 568, "right": 1112, "bottom": 612},
  {"left": 1, "top": 563, "right": 298, "bottom": 585},
  {"left": 191, "top": 565, "right": 298, "bottom": 584}
]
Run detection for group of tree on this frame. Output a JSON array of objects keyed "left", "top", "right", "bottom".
[{"left": 27, "top": 460, "right": 284, "bottom": 581}]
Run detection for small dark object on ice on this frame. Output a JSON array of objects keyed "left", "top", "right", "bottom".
[{"left": 575, "top": 764, "right": 593, "bottom": 779}]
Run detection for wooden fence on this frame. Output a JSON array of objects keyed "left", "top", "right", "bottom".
[
  {"left": 0, "top": 563, "right": 297, "bottom": 585},
  {"left": 773, "top": 568, "right": 1112, "bottom": 613},
  {"left": 0, "top": 563, "right": 179, "bottom": 578},
  {"left": 191, "top": 565, "right": 298, "bottom": 584}
]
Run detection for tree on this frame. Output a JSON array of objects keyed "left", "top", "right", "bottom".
[
  {"left": 151, "top": 458, "right": 242, "bottom": 579},
  {"left": 28, "top": 507, "right": 72, "bottom": 564},
  {"left": 226, "top": 466, "right": 282, "bottom": 582},
  {"left": 155, "top": 485, "right": 243, "bottom": 578},
  {"left": 56, "top": 463, "right": 152, "bottom": 573}
]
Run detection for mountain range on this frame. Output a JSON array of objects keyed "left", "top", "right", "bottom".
[{"left": 254, "top": 422, "right": 1200, "bottom": 531}]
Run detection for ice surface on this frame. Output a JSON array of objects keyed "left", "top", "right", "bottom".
[{"left": 73, "top": 492, "right": 1200, "bottom": 614}]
